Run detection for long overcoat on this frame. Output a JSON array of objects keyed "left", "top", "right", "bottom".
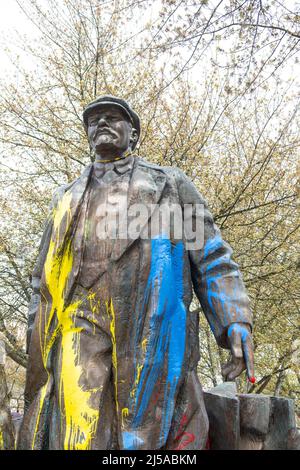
[{"left": 18, "top": 157, "right": 252, "bottom": 450}]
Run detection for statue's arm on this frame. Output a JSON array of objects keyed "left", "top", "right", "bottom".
[
  {"left": 26, "top": 185, "right": 67, "bottom": 353},
  {"left": 26, "top": 215, "right": 53, "bottom": 353},
  {"left": 175, "top": 169, "right": 253, "bottom": 348}
]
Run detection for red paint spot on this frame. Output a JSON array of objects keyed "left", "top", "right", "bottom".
[
  {"left": 175, "top": 432, "right": 195, "bottom": 450},
  {"left": 249, "top": 376, "right": 256, "bottom": 384},
  {"left": 174, "top": 414, "right": 188, "bottom": 441},
  {"left": 173, "top": 410, "right": 195, "bottom": 450}
]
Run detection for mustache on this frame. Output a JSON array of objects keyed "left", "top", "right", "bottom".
[{"left": 93, "top": 127, "right": 117, "bottom": 139}]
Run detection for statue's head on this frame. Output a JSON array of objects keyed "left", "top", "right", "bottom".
[{"left": 83, "top": 95, "right": 140, "bottom": 159}]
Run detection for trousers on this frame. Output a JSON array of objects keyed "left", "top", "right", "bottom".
[{"left": 38, "top": 270, "right": 209, "bottom": 450}]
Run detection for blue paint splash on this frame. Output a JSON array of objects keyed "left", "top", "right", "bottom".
[
  {"left": 228, "top": 323, "right": 251, "bottom": 375},
  {"left": 122, "top": 431, "right": 144, "bottom": 450},
  {"left": 228, "top": 323, "right": 250, "bottom": 342},
  {"left": 131, "top": 236, "right": 186, "bottom": 448},
  {"left": 203, "top": 235, "right": 224, "bottom": 259},
  {"left": 200, "top": 234, "right": 247, "bottom": 330}
]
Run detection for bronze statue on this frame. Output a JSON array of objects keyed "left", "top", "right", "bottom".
[{"left": 18, "top": 96, "right": 254, "bottom": 450}]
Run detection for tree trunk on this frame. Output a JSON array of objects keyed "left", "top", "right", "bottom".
[
  {"left": 0, "top": 340, "right": 15, "bottom": 450},
  {"left": 206, "top": 328, "right": 218, "bottom": 387},
  {"left": 274, "top": 368, "right": 285, "bottom": 396}
]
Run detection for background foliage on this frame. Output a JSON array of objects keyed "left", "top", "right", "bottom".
[{"left": 0, "top": 0, "right": 299, "bottom": 418}]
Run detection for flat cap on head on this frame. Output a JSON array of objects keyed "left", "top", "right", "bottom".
[{"left": 82, "top": 95, "right": 140, "bottom": 150}]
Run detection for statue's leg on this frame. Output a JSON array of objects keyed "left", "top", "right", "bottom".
[
  {"left": 164, "top": 370, "right": 209, "bottom": 450},
  {"left": 47, "top": 282, "right": 117, "bottom": 450}
]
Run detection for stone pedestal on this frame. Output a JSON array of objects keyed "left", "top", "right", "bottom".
[{"left": 204, "top": 382, "right": 299, "bottom": 450}]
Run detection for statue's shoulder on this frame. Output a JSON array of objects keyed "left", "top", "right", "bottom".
[
  {"left": 137, "top": 158, "right": 207, "bottom": 204},
  {"left": 136, "top": 157, "right": 188, "bottom": 182},
  {"left": 135, "top": 156, "right": 164, "bottom": 172},
  {"left": 49, "top": 182, "right": 73, "bottom": 209},
  {"left": 50, "top": 163, "right": 92, "bottom": 208}
]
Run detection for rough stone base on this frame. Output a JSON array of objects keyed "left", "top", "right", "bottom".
[{"left": 204, "top": 382, "right": 300, "bottom": 450}]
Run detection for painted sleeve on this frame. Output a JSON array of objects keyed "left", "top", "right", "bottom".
[
  {"left": 176, "top": 169, "right": 253, "bottom": 349},
  {"left": 26, "top": 187, "right": 63, "bottom": 353}
]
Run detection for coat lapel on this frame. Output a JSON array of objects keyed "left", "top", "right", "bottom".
[
  {"left": 111, "top": 158, "right": 166, "bottom": 261},
  {"left": 44, "top": 164, "right": 93, "bottom": 304}
]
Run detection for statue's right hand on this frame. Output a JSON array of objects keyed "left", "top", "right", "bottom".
[{"left": 221, "top": 323, "right": 255, "bottom": 383}]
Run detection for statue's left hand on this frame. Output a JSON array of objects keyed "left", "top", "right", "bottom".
[{"left": 221, "top": 323, "right": 255, "bottom": 382}]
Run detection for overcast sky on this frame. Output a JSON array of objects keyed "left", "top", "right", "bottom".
[
  {"left": 0, "top": 1, "right": 33, "bottom": 39},
  {"left": 0, "top": 0, "right": 298, "bottom": 86},
  {"left": 0, "top": 0, "right": 39, "bottom": 78}
]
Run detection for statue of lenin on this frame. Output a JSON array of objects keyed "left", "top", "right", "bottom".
[{"left": 18, "top": 95, "right": 254, "bottom": 450}]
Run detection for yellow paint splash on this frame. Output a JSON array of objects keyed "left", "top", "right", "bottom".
[
  {"left": 88, "top": 291, "right": 100, "bottom": 335},
  {"left": 52, "top": 191, "right": 72, "bottom": 235},
  {"left": 60, "top": 312, "right": 99, "bottom": 450},
  {"left": 129, "top": 334, "right": 149, "bottom": 401},
  {"left": 130, "top": 363, "right": 143, "bottom": 399},
  {"left": 106, "top": 299, "right": 119, "bottom": 414},
  {"left": 0, "top": 430, "right": 4, "bottom": 450},
  {"left": 141, "top": 338, "right": 148, "bottom": 352},
  {"left": 32, "top": 192, "right": 100, "bottom": 450},
  {"left": 121, "top": 408, "right": 129, "bottom": 427},
  {"left": 129, "top": 334, "right": 149, "bottom": 402}
]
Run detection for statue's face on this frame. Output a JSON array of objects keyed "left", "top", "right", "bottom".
[{"left": 87, "top": 105, "right": 136, "bottom": 157}]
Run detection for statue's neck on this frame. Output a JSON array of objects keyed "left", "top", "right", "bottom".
[{"left": 95, "top": 148, "right": 132, "bottom": 163}]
